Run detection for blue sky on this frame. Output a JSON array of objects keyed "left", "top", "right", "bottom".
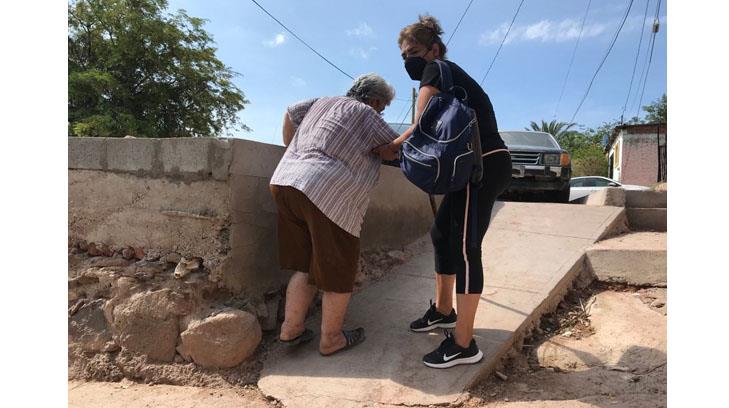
[{"left": 166, "top": 0, "right": 667, "bottom": 145}]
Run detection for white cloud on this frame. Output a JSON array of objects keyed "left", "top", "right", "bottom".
[
  {"left": 479, "top": 18, "right": 607, "bottom": 45},
  {"left": 349, "top": 46, "right": 378, "bottom": 60},
  {"left": 263, "top": 33, "right": 286, "bottom": 47},
  {"left": 346, "top": 22, "right": 374, "bottom": 38},
  {"left": 290, "top": 76, "right": 307, "bottom": 87}
]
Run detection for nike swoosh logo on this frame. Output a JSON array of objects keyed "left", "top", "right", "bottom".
[
  {"left": 443, "top": 352, "right": 462, "bottom": 362},
  {"left": 427, "top": 318, "right": 443, "bottom": 325}
]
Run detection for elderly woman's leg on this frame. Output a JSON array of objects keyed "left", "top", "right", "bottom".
[
  {"left": 280, "top": 272, "right": 318, "bottom": 341},
  {"left": 319, "top": 291, "right": 352, "bottom": 354}
]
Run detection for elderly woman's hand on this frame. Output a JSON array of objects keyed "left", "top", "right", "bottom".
[{"left": 372, "top": 143, "right": 400, "bottom": 161}]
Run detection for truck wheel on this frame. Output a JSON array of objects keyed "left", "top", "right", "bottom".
[{"left": 551, "top": 187, "right": 571, "bottom": 203}]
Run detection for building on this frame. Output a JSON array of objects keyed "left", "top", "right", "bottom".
[{"left": 607, "top": 123, "right": 666, "bottom": 187}]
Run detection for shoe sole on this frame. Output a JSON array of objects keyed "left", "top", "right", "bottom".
[
  {"left": 423, "top": 350, "right": 484, "bottom": 369},
  {"left": 410, "top": 321, "right": 457, "bottom": 332}
]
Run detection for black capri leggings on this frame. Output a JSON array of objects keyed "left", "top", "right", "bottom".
[{"left": 431, "top": 150, "right": 512, "bottom": 294}]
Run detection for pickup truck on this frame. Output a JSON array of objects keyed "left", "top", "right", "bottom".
[{"left": 500, "top": 131, "right": 572, "bottom": 203}]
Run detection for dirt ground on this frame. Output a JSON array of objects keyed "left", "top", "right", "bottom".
[
  {"left": 462, "top": 284, "right": 667, "bottom": 408},
  {"left": 69, "top": 270, "right": 666, "bottom": 408}
]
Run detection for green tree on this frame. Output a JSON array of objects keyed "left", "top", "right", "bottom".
[
  {"left": 571, "top": 144, "right": 609, "bottom": 177},
  {"left": 525, "top": 119, "right": 577, "bottom": 139},
  {"left": 642, "top": 93, "right": 667, "bottom": 123},
  {"left": 68, "top": 0, "right": 249, "bottom": 137}
]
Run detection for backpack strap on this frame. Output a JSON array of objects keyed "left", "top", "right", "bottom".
[{"left": 434, "top": 59, "right": 453, "bottom": 93}]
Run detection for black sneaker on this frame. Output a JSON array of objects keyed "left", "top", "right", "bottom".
[
  {"left": 423, "top": 331, "right": 484, "bottom": 369},
  {"left": 409, "top": 300, "right": 457, "bottom": 332}
]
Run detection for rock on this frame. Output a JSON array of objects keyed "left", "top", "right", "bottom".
[
  {"left": 112, "top": 289, "right": 191, "bottom": 362},
  {"left": 387, "top": 250, "right": 407, "bottom": 263},
  {"left": 87, "top": 243, "right": 101, "bottom": 257},
  {"left": 77, "top": 240, "right": 89, "bottom": 252},
  {"left": 173, "top": 257, "right": 201, "bottom": 279},
  {"left": 133, "top": 247, "right": 145, "bottom": 260},
  {"left": 85, "top": 256, "right": 132, "bottom": 268},
  {"left": 622, "top": 374, "right": 640, "bottom": 382},
  {"left": 133, "top": 260, "right": 168, "bottom": 277},
  {"left": 69, "top": 299, "right": 85, "bottom": 316},
  {"left": 177, "top": 309, "right": 262, "bottom": 368},
  {"left": 69, "top": 268, "right": 117, "bottom": 300},
  {"left": 607, "top": 365, "right": 631, "bottom": 372},
  {"left": 163, "top": 252, "right": 182, "bottom": 264},
  {"left": 121, "top": 247, "right": 136, "bottom": 260},
  {"left": 651, "top": 299, "right": 665, "bottom": 308},
  {"left": 87, "top": 242, "right": 113, "bottom": 257},
  {"left": 87, "top": 256, "right": 133, "bottom": 268},
  {"left": 69, "top": 299, "right": 113, "bottom": 353},
  {"left": 103, "top": 341, "right": 121, "bottom": 353},
  {"left": 354, "top": 268, "right": 366, "bottom": 284},
  {"left": 495, "top": 371, "right": 508, "bottom": 381},
  {"left": 259, "top": 296, "right": 280, "bottom": 332},
  {"left": 113, "top": 277, "right": 138, "bottom": 298},
  {"left": 143, "top": 250, "right": 161, "bottom": 262}
]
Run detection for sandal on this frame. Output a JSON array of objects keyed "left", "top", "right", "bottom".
[
  {"left": 320, "top": 328, "right": 366, "bottom": 356},
  {"left": 279, "top": 328, "right": 315, "bottom": 346}
]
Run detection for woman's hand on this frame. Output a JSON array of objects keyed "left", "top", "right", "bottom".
[{"left": 372, "top": 143, "right": 400, "bottom": 161}]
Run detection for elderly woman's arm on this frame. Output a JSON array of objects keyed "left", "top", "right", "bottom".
[{"left": 282, "top": 112, "right": 295, "bottom": 146}]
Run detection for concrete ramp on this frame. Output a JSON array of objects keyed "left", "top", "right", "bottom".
[{"left": 258, "top": 202, "right": 626, "bottom": 407}]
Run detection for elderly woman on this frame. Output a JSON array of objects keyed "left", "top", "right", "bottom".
[{"left": 269, "top": 73, "right": 399, "bottom": 356}]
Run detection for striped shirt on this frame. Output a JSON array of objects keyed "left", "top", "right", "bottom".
[{"left": 270, "top": 96, "right": 399, "bottom": 237}]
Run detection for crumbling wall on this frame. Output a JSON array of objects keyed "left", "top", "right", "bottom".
[{"left": 68, "top": 137, "right": 435, "bottom": 370}]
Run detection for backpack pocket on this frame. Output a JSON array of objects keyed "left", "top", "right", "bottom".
[
  {"left": 401, "top": 141, "right": 441, "bottom": 193},
  {"left": 450, "top": 150, "right": 474, "bottom": 191}
]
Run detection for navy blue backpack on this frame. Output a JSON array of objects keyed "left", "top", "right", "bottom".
[{"left": 400, "top": 60, "right": 483, "bottom": 195}]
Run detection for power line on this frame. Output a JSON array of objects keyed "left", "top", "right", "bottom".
[
  {"left": 394, "top": 98, "right": 411, "bottom": 125},
  {"left": 446, "top": 0, "right": 475, "bottom": 46},
  {"left": 553, "top": 0, "right": 593, "bottom": 119},
  {"left": 249, "top": 0, "right": 354, "bottom": 80},
  {"left": 569, "top": 0, "right": 635, "bottom": 123},
  {"left": 620, "top": 0, "right": 651, "bottom": 123},
  {"left": 480, "top": 0, "right": 527, "bottom": 86},
  {"left": 636, "top": 0, "right": 662, "bottom": 118},
  {"left": 397, "top": 0, "right": 477, "bottom": 125}
]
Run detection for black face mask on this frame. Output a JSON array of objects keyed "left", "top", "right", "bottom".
[{"left": 404, "top": 56, "right": 427, "bottom": 81}]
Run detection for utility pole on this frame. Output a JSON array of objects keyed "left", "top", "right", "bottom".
[{"left": 411, "top": 87, "right": 417, "bottom": 124}]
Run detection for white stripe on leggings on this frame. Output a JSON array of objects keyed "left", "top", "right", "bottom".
[{"left": 462, "top": 183, "right": 470, "bottom": 294}]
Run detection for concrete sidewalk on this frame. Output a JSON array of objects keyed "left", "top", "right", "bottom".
[{"left": 258, "top": 202, "right": 626, "bottom": 407}]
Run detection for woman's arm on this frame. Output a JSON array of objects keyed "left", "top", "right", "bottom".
[
  {"left": 373, "top": 85, "right": 440, "bottom": 161},
  {"left": 394, "top": 85, "right": 439, "bottom": 146},
  {"left": 282, "top": 111, "right": 295, "bottom": 146}
]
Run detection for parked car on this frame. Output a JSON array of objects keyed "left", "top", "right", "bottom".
[
  {"left": 569, "top": 176, "right": 650, "bottom": 202},
  {"left": 500, "top": 131, "right": 572, "bottom": 203}
]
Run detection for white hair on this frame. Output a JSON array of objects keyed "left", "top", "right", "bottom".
[{"left": 345, "top": 73, "right": 395, "bottom": 104}]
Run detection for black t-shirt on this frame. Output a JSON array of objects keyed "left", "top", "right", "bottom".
[{"left": 420, "top": 60, "right": 507, "bottom": 153}]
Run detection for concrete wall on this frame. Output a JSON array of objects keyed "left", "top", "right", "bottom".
[
  {"left": 615, "top": 128, "right": 666, "bottom": 187},
  {"left": 69, "top": 137, "right": 434, "bottom": 300}
]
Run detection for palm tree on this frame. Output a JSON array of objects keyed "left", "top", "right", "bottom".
[{"left": 525, "top": 119, "right": 577, "bottom": 138}]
